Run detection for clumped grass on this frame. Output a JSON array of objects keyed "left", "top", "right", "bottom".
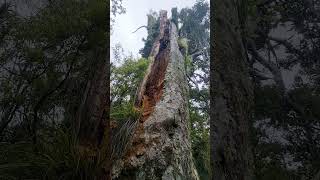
[
  {"left": 110, "top": 102, "right": 142, "bottom": 160},
  {"left": 0, "top": 102, "right": 143, "bottom": 179},
  {"left": 0, "top": 127, "right": 109, "bottom": 180}
]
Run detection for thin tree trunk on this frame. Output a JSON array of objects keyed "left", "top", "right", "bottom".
[
  {"left": 211, "top": 0, "right": 254, "bottom": 179},
  {"left": 113, "top": 10, "right": 199, "bottom": 180}
]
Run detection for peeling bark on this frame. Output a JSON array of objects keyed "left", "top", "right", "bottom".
[{"left": 113, "top": 11, "right": 199, "bottom": 180}]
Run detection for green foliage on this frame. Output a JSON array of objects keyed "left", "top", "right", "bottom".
[
  {"left": 254, "top": 85, "right": 283, "bottom": 120},
  {"left": 110, "top": 101, "right": 141, "bottom": 159},
  {"left": 178, "top": 38, "right": 189, "bottom": 52},
  {"left": 110, "top": 57, "right": 148, "bottom": 139},
  {"left": 171, "top": 7, "right": 179, "bottom": 28},
  {"left": 190, "top": 106, "right": 210, "bottom": 179},
  {"left": 111, "top": 0, "right": 126, "bottom": 30},
  {"left": 0, "top": 0, "right": 109, "bottom": 135},
  {"left": 255, "top": 159, "right": 299, "bottom": 180},
  {"left": 111, "top": 57, "right": 149, "bottom": 105},
  {"left": 185, "top": 55, "right": 193, "bottom": 74},
  {"left": 0, "top": 0, "right": 128, "bottom": 178},
  {"left": 253, "top": 83, "right": 320, "bottom": 179},
  {"left": 0, "top": 127, "right": 108, "bottom": 180},
  {"left": 179, "top": 0, "right": 209, "bottom": 51},
  {"left": 110, "top": 57, "right": 149, "bottom": 160},
  {"left": 0, "top": 3, "right": 111, "bottom": 178},
  {"left": 246, "top": 0, "right": 320, "bottom": 178},
  {"left": 288, "top": 86, "right": 320, "bottom": 119},
  {"left": 139, "top": 11, "right": 160, "bottom": 58},
  {"left": 111, "top": 102, "right": 141, "bottom": 122}
]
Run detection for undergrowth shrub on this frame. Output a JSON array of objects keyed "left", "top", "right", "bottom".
[{"left": 0, "top": 127, "right": 108, "bottom": 180}]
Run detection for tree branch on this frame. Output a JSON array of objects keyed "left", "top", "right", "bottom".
[
  {"left": 248, "top": 39, "right": 286, "bottom": 93},
  {"left": 268, "top": 35, "right": 304, "bottom": 61},
  {"left": 132, "top": 25, "right": 148, "bottom": 33},
  {"left": 191, "top": 50, "right": 203, "bottom": 60}
]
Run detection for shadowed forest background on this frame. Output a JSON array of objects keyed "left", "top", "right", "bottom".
[{"left": 0, "top": 0, "right": 319, "bottom": 179}]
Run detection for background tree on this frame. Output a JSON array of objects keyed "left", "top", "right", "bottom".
[
  {"left": 0, "top": 0, "right": 116, "bottom": 179},
  {"left": 139, "top": 10, "right": 160, "bottom": 58},
  {"left": 219, "top": 0, "right": 320, "bottom": 179},
  {"left": 111, "top": 0, "right": 126, "bottom": 31},
  {"left": 178, "top": 1, "right": 211, "bottom": 179}
]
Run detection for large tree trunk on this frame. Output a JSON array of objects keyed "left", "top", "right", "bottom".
[
  {"left": 112, "top": 10, "right": 199, "bottom": 180},
  {"left": 75, "top": 28, "right": 111, "bottom": 180},
  {"left": 75, "top": 56, "right": 109, "bottom": 147},
  {"left": 211, "top": 0, "right": 254, "bottom": 179}
]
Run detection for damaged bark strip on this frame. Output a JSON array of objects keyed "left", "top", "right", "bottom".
[
  {"left": 135, "top": 11, "right": 169, "bottom": 111},
  {"left": 113, "top": 10, "right": 199, "bottom": 180},
  {"left": 141, "top": 45, "right": 170, "bottom": 120}
]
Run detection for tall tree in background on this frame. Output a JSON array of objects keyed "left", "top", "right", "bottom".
[
  {"left": 211, "top": 0, "right": 320, "bottom": 179},
  {"left": 245, "top": 0, "right": 320, "bottom": 179},
  {"left": 111, "top": 0, "right": 126, "bottom": 31},
  {"left": 0, "top": 0, "right": 116, "bottom": 179},
  {"left": 139, "top": 10, "right": 160, "bottom": 58},
  {"left": 211, "top": 0, "right": 254, "bottom": 179},
  {"left": 178, "top": 1, "right": 210, "bottom": 179}
]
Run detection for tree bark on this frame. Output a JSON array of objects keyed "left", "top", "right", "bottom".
[
  {"left": 75, "top": 56, "right": 108, "bottom": 146},
  {"left": 211, "top": 0, "right": 254, "bottom": 179},
  {"left": 113, "top": 10, "right": 199, "bottom": 180},
  {"left": 74, "top": 33, "right": 110, "bottom": 180}
]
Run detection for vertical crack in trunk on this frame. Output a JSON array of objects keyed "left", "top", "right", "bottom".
[
  {"left": 140, "top": 22, "right": 170, "bottom": 121},
  {"left": 134, "top": 10, "right": 170, "bottom": 118},
  {"left": 113, "top": 10, "right": 199, "bottom": 180},
  {"left": 124, "top": 10, "right": 171, "bottom": 164}
]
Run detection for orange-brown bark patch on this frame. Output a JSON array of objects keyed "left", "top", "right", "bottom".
[
  {"left": 141, "top": 48, "right": 169, "bottom": 121},
  {"left": 121, "top": 12, "right": 170, "bottom": 167}
]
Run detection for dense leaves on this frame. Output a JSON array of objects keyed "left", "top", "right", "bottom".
[
  {"left": 111, "top": 1, "right": 210, "bottom": 178},
  {"left": 139, "top": 11, "right": 160, "bottom": 58},
  {"left": 0, "top": 127, "right": 109, "bottom": 180},
  {"left": 111, "top": 57, "right": 149, "bottom": 106},
  {"left": 245, "top": 0, "right": 320, "bottom": 179},
  {"left": 0, "top": 0, "right": 111, "bottom": 179}
]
